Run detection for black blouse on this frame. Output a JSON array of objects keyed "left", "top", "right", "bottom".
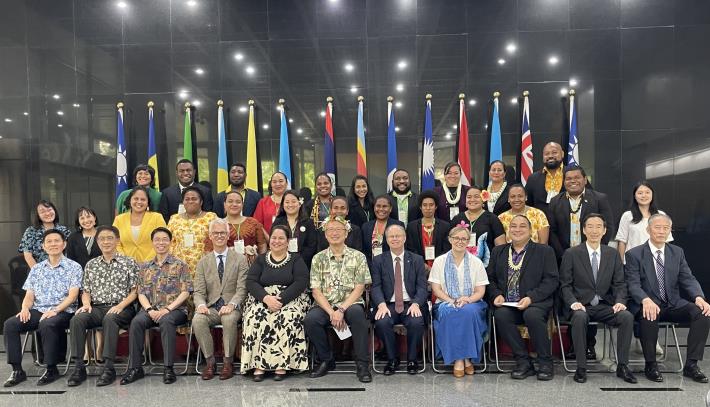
[
  {"left": 271, "top": 216, "right": 318, "bottom": 267},
  {"left": 66, "top": 231, "right": 102, "bottom": 269},
  {"left": 246, "top": 253, "right": 309, "bottom": 304},
  {"left": 449, "top": 211, "right": 505, "bottom": 253}
]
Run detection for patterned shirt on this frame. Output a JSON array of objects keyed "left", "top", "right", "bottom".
[
  {"left": 543, "top": 166, "right": 563, "bottom": 195},
  {"left": 167, "top": 211, "right": 217, "bottom": 278},
  {"left": 23, "top": 256, "right": 82, "bottom": 313},
  {"left": 138, "top": 254, "right": 193, "bottom": 311},
  {"left": 83, "top": 254, "right": 139, "bottom": 305},
  {"left": 499, "top": 206, "right": 550, "bottom": 243},
  {"left": 506, "top": 245, "right": 528, "bottom": 302},
  {"left": 18, "top": 224, "right": 71, "bottom": 263},
  {"left": 310, "top": 247, "right": 371, "bottom": 305}
]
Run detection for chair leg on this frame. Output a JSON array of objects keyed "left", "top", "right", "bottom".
[
  {"left": 370, "top": 328, "right": 383, "bottom": 374},
  {"left": 670, "top": 325, "right": 684, "bottom": 373},
  {"left": 179, "top": 327, "right": 192, "bottom": 375},
  {"left": 556, "top": 315, "right": 575, "bottom": 373},
  {"left": 61, "top": 330, "right": 72, "bottom": 375}
]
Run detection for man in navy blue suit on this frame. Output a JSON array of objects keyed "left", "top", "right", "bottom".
[
  {"left": 370, "top": 224, "right": 428, "bottom": 375},
  {"left": 625, "top": 213, "right": 710, "bottom": 383}
]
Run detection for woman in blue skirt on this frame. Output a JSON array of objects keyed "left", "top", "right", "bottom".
[{"left": 429, "top": 221, "right": 489, "bottom": 378}]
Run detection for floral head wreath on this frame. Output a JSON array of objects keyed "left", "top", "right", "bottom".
[{"left": 320, "top": 215, "right": 352, "bottom": 233}]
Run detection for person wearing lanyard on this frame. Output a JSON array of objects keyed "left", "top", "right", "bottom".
[
  {"left": 272, "top": 190, "right": 317, "bottom": 268},
  {"left": 450, "top": 186, "right": 507, "bottom": 267},
  {"left": 388, "top": 169, "right": 421, "bottom": 225},
  {"left": 361, "top": 195, "right": 404, "bottom": 267},
  {"left": 253, "top": 172, "right": 288, "bottom": 236},
  {"left": 434, "top": 162, "right": 470, "bottom": 222},
  {"left": 524, "top": 142, "right": 565, "bottom": 213},
  {"left": 305, "top": 172, "right": 334, "bottom": 228},
  {"left": 347, "top": 175, "right": 376, "bottom": 229},
  {"left": 207, "top": 190, "right": 266, "bottom": 266},
  {"left": 405, "top": 190, "right": 450, "bottom": 272}
]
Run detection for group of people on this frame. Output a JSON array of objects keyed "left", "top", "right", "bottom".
[{"left": 5, "top": 141, "right": 710, "bottom": 389}]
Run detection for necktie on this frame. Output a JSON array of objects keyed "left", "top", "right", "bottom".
[
  {"left": 214, "top": 255, "right": 225, "bottom": 309},
  {"left": 655, "top": 250, "right": 667, "bottom": 302},
  {"left": 590, "top": 251, "right": 600, "bottom": 306},
  {"left": 394, "top": 257, "right": 404, "bottom": 314}
]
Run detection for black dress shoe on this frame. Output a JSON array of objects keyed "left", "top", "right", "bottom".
[
  {"left": 3, "top": 370, "right": 26, "bottom": 388},
  {"left": 511, "top": 363, "right": 536, "bottom": 380},
  {"left": 644, "top": 363, "right": 663, "bottom": 382},
  {"left": 573, "top": 368, "right": 587, "bottom": 383},
  {"left": 537, "top": 364, "right": 554, "bottom": 381},
  {"left": 356, "top": 362, "right": 372, "bottom": 383},
  {"left": 120, "top": 367, "right": 145, "bottom": 385},
  {"left": 37, "top": 368, "right": 60, "bottom": 386},
  {"left": 96, "top": 367, "right": 116, "bottom": 387},
  {"left": 383, "top": 359, "right": 399, "bottom": 375},
  {"left": 586, "top": 347, "right": 597, "bottom": 360},
  {"left": 67, "top": 367, "right": 87, "bottom": 387},
  {"left": 406, "top": 361, "right": 419, "bottom": 375},
  {"left": 683, "top": 364, "right": 709, "bottom": 383},
  {"left": 616, "top": 364, "right": 638, "bottom": 384},
  {"left": 309, "top": 360, "right": 335, "bottom": 378},
  {"left": 163, "top": 367, "right": 176, "bottom": 384}
]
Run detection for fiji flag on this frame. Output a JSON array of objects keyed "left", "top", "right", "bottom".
[
  {"left": 386, "top": 96, "right": 397, "bottom": 193},
  {"left": 421, "top": 94, "right": 434, "bottom": 191},
  {"left": 115, "top": 102, "right": 128, "bottom": 198},
  {"left": 567, "top": 89, "right": 579, "bottom": 166},
  {"left": 278, "top": 99, "right": 292, "bottom": 188},
  {"left": 147, "top": 101, "right": 160, "bottom": 190},
  {"left": 324, "top": 97, "right": 336, "bottom": 193},
  {"left": 216, "top": 100, "right": 229, "bottom": 193}
]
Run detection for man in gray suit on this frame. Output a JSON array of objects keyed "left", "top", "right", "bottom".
[
  {"left": 192, "top": 218, "right": 249, "bottom": 380},
  {"left": 560, "top": 213, "right": 636, "bottom": 384},
  {"left": 626, "top": 213, "right": 710, "bottom": 383}
]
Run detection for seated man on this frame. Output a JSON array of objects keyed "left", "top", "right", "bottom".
[
  {"left": 305, "top": 216, "right": 372, "bottom": 383},
  {"left": 625, "top": 213, "right": 710, "bottom": 383},
  {"left": 121, "top": 227, "right": 193, "bottom": 385},
  {"left": 3, "top": 229, "right": 82, "bottom": 387},
  {"left": 316, "top": 196, "right": 363, "bottom": 252},
  {"left": 192, "top": 218, "right": 249, "bottom": 380},
  {"left": 560, "top": 213, "right": 636, "bottom": 384},
  {"left": 487, "top": 215, "right": 559, "bottom": 380},
  {"left": 67, "top": 225, "right": 140, "bottom": 387},
  {"left": 371, "top": 224, "right": 427, "bottom": 375}
]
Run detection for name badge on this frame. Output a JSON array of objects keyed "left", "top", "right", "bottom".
[
  {"left": 373, "top": 247, "right": 383, "bottom": 257},
  {"left": 449, "top": 206, "right": 459, "bottom": 219},
  {"left": 468, "top": 233, "right": 477, "bottom": 247},
  {"left": 398, "top": 210, "right": 408, "bottom": 224},
  {"left": 178, "top": 204, "right": 186, "bottom": 214},
  {"left": 546, "top": 190, "right": 557, "bottom": 204},
  {"left": 234, "top": 239, "right": 245, "bottom": 254},
  {"left": 425, "top": 246, "right": 435, "bottom": 260},
  {"left": 184, "top": 233, "right": 195, "bottom": 248},
  {"left": 288, "top": 238, "right": 298, "bottom": 252}
]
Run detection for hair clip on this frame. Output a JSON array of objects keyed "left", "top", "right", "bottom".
[{"left": 455, "top": 220, "right": 470, "bottom": 229}]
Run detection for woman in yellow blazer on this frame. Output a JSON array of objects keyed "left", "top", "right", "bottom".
[{"left": 112, "top": 186, "right": 166, "bottom": 262}]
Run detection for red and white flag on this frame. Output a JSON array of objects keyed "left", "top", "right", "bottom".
[
  {"left": 520, "top": 91, "right": 533, "bottom": 186},
  {"left": 457, "top": 95, "right": 471, "bottom": 186}
]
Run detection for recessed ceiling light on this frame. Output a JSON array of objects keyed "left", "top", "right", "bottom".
[
  {"left": 297, "top": 128, "right": 303, "bottom": 134},
  {"left": 262, "top": 124, "right": 269, "bottom": 130},
  {"left": 506, "top": 43, "right": 517, "bottom": 54},
  {"left": 395, "top": 101, "right": 402, "bottom": 108},
  {"left": 497, "top": 58, "right": 506, "bottom": 65},
  {"left": 569, "top": 78, "right": 578, "bottom": 87},
  {"left": 350, "top": 86, "right": 357, "bottom": 94},
  {"left": 452, "top": 124, "right": 457, "bottom": 129},
  {"left": 394, "top": 126, "right": 400, "bottom": 132},
  {"left": 239, "top": 106, "right": 247, "bottom": 113},
  {"left": 468, "top": 99, "right": 476, "bottom": 106},
  {"left": 234, "top": 53, "right": 244, "bottom": 61},
  {"left": 57, "top": 124, "right": 63, "bottom": 128},
  {"left": 186, "top": 0, "right": 197, "bottom": 6},
  {"left": 23, "top": 112, "right": 28, "bottom": 116},
  {"left": 245, "top": 66, "right": 255, "bottom": 75},
  {"left": 549, "top": 55, "right": 559, "bottom": 65},
  {"left": 192, "top": 100, "right": 201, "bottom": 106},
  {"left": 344, "top": 63, "right": 354, "bottom": 72},
  {"left": 116, "top": 1, "right": 127, "bottom": 9},
  {"left": 52, "top": 94, "right": 60, "bottom": 100},
  {"left": 320, "top": 111, "right": 326, "bottom": 117},
  {"left": 194, "top": 68, "right": 204, "bottom": 75},
  {"left": 288, "top": 118, "right": 293, "bottom": 123},
  {"left": 510, "top": 98, "right": 518, "bottom": 104},
  {"left": 395, "top": 83, "right": 404, "bottom": 92},
  {"left": 560, "top": 87, "right": 568, "bottom": 95},
  {"left": 4, "top": 118, "right": 12, "bottom": 122},
  {"left": 72, "top": 103, "right": 80, "bottom": 108},
  {"left": 445, "top": 132, "right": 452, "bottom": 139},
  {"left": 57, "top": 111, "right": 64, "bottom": 116},
  {"left": 397, "top": 60, "right": 407, "bottom": 70}
]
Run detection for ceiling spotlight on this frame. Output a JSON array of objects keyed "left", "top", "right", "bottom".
[
  {"left": 178, "top": 90, "right": 189, "bottom": 100},
  {"left": 245, "top": 65, "right": 255, "bottom": 75},
  {"left": 510, "top": 98, "right": 518, "bottom": 104},
  {"left": 350, "top": 86, "right": 357, "bottom": 94},
  {"left": 320, "top": 110, "right": 326, "bottom": 117},
  {"left": 497, "top": 58, "right": 506, "bottom": 65},
  {"left": 506, "top": 43, "right": 517, "bottom": 54},
  {"left": 192, "top": 100, "right": 201, "bottom": 106},
  {"left": 445, "top": 132, "right": 452, "bottom": 139},
  {"left": 23, "top": 112, "right": 28, "bottom": 116},
  {"left": 394, "top": 126, "right": 400, "bottom": 132},
  {"left": 72, "top": 103, "right": 80, "bottom": 107},
  {"left": 397, "top": 60, "right": 407, "bottom": 70},
  {"left": 569, "top": 78, "right": 578, "bottom": 87},
  {"left": 288, "top": 118, "right": 293, "bottom": 123},
  {"left": 4, "top": 118, "right": 12, "bottom": 123},
  {"left": 194, "top": 68, "right": 204, "bottom": 75},
  {"left": 57, "top": 111, "right": 64, "bottom": 116},
  {"left": 548, "top": 55, "right": 559, "bottom": 65},
  {"left": 468, "top": 99, "right": 476, "bottom": 106},
  {"left": 395, "top": 83, "right": 404, "bottom": 92},
  {"left": 262, "top": 124, "right": 269, "bottom": 130},
  {"left": 238, "top": 106, "right": 247, "bottom": 113},
  {"left": 234, "top": 53, "right": 243, "bottom": 61},
  {"left": 452, "top": 124, "right": 457, "bottom": 129},
  {"left": 297, "top": 128, "right": 303, "bottom": 134},
  {"left": 116, "top": 1, "right": 127, "bottom": 9},
  {"left": 484, "top": 124, "right": 488, "bottom": 129},
  {"left": 57, "top": 124, "right": 63, "bottom": 128},
  {"left": 560, "top": 87, "right": 568, "bottom": 95},
  {"left": 344, "top": 63, "right": 354, "bottom": 72},
  {"left": 395, "top": 101, "right": 403, "bottom": 108},
  {"left": 186, "top": 0, "right": 197, "bottom": 6},
  {"left": 52, "top": 94, "right": 60, "bottom": 100}
]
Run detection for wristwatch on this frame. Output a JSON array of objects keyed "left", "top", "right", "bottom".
[{"left": 145, "top": 306, "right": 154, "bottom": 312}]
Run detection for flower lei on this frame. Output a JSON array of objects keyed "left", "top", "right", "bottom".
[{"left": 484, "top": 181, "right": 507, "bottom": 204}]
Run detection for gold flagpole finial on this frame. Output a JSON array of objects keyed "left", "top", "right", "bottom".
[
  {"left": 387, "top": 96, "right": 394, "bottom": 102},
  {"left": 458, "top": 93, "right": 465, "bottom": 100},
  {"left": 217, "top": 99, "right": 224, "bottom": 107},
  {"left": 184, "top": 102, "right": 191, "bottom": 109},
  {"left": 117, "top": 101, "right": 124, "bottom": 108},
  {"left": 569, "top": 89, "right": 576, "bottom": 96},
  {"left": 493, "top": 91, "right": 501, "bottom": 98},
  {"left": 278, "top": 98, "right": 285, "bottom": 105},
  {"left": 248, "top": 99, "right": 255, "bottom": 106},
  {"left": 357, "top": 96, "right": 364, "bottom": 102},
  {"left": 425, "top": 93, "right": 432, "bottom": 100},
  {"left": 147, "top": 101, "right": 154, "bottom": 108},
  {"left": 522, "top": 91, "right": 529, "bottom": 97},
  {"left": 326, "top": 96, "right": 333, "bottom": 103}
]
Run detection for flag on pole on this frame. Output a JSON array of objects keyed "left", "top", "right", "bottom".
[
  {"left": 386, "top": 96, "right": 397, "bottom": 193},
  {"left": 183, "top": 102, "right": 193, "bottom": 161},
  {"left": 421, "top": 94, "right": 435, "bottom": 191},
  {"left": 147, "top": 101, "right": 160, "bottom": 190},
  {"left": 356, "top": 96, "right": 367, "bottom": 176},
  {"left": 216, "top": 100, "right": 229, "bottom": 193},
  {"left": 457, "top": 94, "right": 471, "bottom": 186},
  {"left": 567, "top": 89, "right": 579, "bottom": 166},
  {"left": 324, "top": 96, "right": 337, "bottom": 193},
  {"left": 245, "top": 100, "right": 259, "bottom": 191},
  {"left": 115, "top": 102, "right": 128, "bottom": 198},
  {"left": 520, "top": 91, "right": 533, "bottom": 186},
  {"left": 489, "top": 91, "right": 502, "bottom": 164},
  {"left": 277, "top": 99, "right": 292, "bottom": 188}
]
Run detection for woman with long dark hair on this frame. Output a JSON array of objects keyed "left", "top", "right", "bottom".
[
  {"left": 272, "top": 190, "right": 317, "bottom": 267},
  {"left": 616, "top": 181, "right": 673, "bottom": 258},
  {"left": 347, "top": 175, "right": 375, "bottom": 229}
]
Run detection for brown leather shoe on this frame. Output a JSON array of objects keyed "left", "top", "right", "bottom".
[
  {"left": 219, "top": 357, "right": 234, "bottom": 380},
  {"left": 201, "top": 357, "right": 216, "bottom": 380}
]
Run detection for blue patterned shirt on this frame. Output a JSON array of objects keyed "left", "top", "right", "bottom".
[
  {"left": 18, "top": 224, "right": 71, "bottom": 263},
  {"left": 23, "top": 256, "right": 83, "bottom": 313}
]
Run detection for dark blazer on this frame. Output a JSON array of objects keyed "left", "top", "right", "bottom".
[
  {"left": 434, "top": 185, "right": 470, "bottom": 221},
  {"left": 625, "top": 242, "right": 704, "bottom": 314},
  {"left": 486, "top": 242, "right": 559, "bottom": 309},
  {"left": 370, "top": 250, "right": 428, "bottom": 307},
  {"left": 525, "top": 169, "right": 565, "bottom": 213},
  {"left": 489, "top": 184, "right": 512, "bottom": 215},
  {"left": 387, "top": 192, "right": 421, "bottom": 224},
  {"left": 405, "top": 218, "right": 451, "bottom": 260},
  {"left": 158, "top": 183, "right": 214, "bottom": 222},
  {"left": 65, "top": 231, "right": 102, "bottom": 269},
  {"left": 559, "top": 244, "right": 627, "bottom": 314},
  {"left": 347, "top": 201, "right": 375, "bottom": 229},
  {"left": 213, "top": 188, "right": 261, "bottom": 218},
  {"left": 272, "top": 216, "right": 318, "bottom": 267},
  {"left": 316, "top": 224, "right": 363, "bottom": 253},
  {"left": 361, "top": 218, "right": 404, "bottom": 264},
  {"left": 547, "top": 189, "right": 615, "bottom": 260}
]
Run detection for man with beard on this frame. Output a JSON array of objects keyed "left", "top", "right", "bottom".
[
  {"left": 387, "top": 169, "right": 421, "bottom": 225},
  {"left": 214, "top": 163, "right": 262, "bottom": 218},
  {"left": 158, "top": 159, "right": 214, "bottom": 222},
  {"left": 524, "top": 142, "right": 565, "bottom": 213}
]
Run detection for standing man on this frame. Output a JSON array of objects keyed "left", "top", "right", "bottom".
[
  {"left": 315, "top": 196, "right": 363, "bottom": 252},
  {"left": 3, "top": 230, "right": 82, "bottom": 387},
  {"left": 67, "top": 225, "right": 139, "bottom": 387},
  {"left": 388, "top": 169, "right": 421, "bottom": 225},
  {"left": 625, "top": 214, "right": 710, "bottom": 383},
  {"left": 214, "top": 163, "right": 262, "bottom": 218},
  {"left": 525, "top": 142, "right": 565, "bottom": 213},
  {"left": 192, "top": 219, "right": 249, "bottom": 380},
  {"left": 159, "top": 159, "right": 213, "bottom": 222}
]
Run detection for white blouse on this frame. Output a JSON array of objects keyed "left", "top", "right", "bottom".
[
  {"left": 428, "top": 252, "right": 489, "bottom": 302},
  {"left": 615, "top": 210, "right": 673, "bottom": 252}
]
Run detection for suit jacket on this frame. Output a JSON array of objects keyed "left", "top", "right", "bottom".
[
  {"left": 387, "top": 192, "right": 422, "bottom": 224},
  {"left": 405, "top": 218, "right": 451, "bottom": 260},
  {"left": 316, "top": 224, "right": 363, "bottom": 253},
  {"left": 213, "top": 188, "right": 261, "bottom": 218},
  {"left": 525, "top": 169, "right": 565, "bottom": 214},
  {"left": 548, "top": 189, "right": 615, "bottom": 260},
  {"left": 559, "top": 244, "right": 627, "bottom": 313},
  {"left": 486, "top": 242, "right": 559, "bottom": 309},
  {"left": 489, "top": 184, "right": 512, "bottom": 215},
  {"left": 434, "top": 185, "right": 470, "bottom": 221},
  {"left": 113, "top": 211, "right": 167, "bottom": 263},
  {"left": 158, "top": 183, "right": 214, "bottom": 222},
  {"left": 625, "top": 242, "right": 704, "bottom": 313},
  {"left": 65, "top": 230, "right": 102, "bottom": 269},
  {"left": 271, "top": 216, "right": 318, "bottom": 267},
  {"left": 192, "top": 249, "right": 249, "bottom": 310},
  {"left": 347, "top": 201, "right": 374, "bottom": 229},
  {"left": 370, "top": 250, "right": 428, "bottom": 307},
  {"left": 361, "top": 218, "right": 404, "bottom": 264}
]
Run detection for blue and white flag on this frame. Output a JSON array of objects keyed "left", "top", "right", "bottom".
[
  {"left": 421, "top": 95, "right": 434, "bottom": 191},
  {"left": 386, "top": 97, "right": 397, "bottom": 193},
  {"left": 567, "top": 90, "right": 579, "bottom": 166},
  {"left": 489, "top": 93, "right": 502, "bottom": 163},
  {"left": 278, "top": 102, "right": 292, "bottom": 188},
  {"left": 115, "top": 103, "right": 128, "bottom": 198}
]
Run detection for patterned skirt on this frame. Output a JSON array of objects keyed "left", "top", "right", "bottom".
[{"left": 240, "top": 285, "right": 310, "bottom": 372}]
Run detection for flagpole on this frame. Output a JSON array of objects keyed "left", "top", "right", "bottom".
[
  {"left": 147, "top": 100, "right": 160, "bottom": 190},
  {"left": 356, "top": 95, "right": 367, "bottom": 177},
  {"left": 457, "top": 93, "right": 471, "bottom": 186},
  {"left": 324, "top": 96, "right": 336, "bottom": 194},
  {"left": 245, "top": 99, "right": 260, "bottom": 192},
  {"left": 386, "top": 95, "right": 397, "bottom": 193},
  {"left": 567, "top": 88, "right": 579, "bottom": 166}
]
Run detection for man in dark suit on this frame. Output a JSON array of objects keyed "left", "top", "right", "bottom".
[
  {"left": 625, "top": 213, "right": 710, "bottom": 383},
  {"left": 213, "top": 163, "right": 261, "bottom": 218},
  {"left": 487, "top": 214, "right": 559, "bottom": 381},
  {"left": 371, "top": 224, "right": 428, "bottom": 375},
  {"left": 525, "top": 142, "right": 565, "bottom": 213},
  {"left": 315, "top": 196, "right": 362, "bottom": 252},
  {"left": 560, "top": 213, "right": 636, "bottom": 384},
  {"left": 388, "top": 169, "right": 421, "bottom": 225},
  {"left": 158, "top": 159, "right": 213, "bottom": 222}
]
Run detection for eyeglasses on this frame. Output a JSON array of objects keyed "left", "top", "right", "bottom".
[
  {"left": 449, "top": 236, "right": 469, "bottom": 243},
  {"left": 325, "top": 228, "right": 346, "bottom": 233},
  {"left": 210, "top": 232, "right": 228, "bottom": 237},
  {"left": 97, "top": 236, "right": 116, "bottom": 242}
]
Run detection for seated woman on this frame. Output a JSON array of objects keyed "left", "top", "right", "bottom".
[
  {"left": 428, "top": 224, "right": 489, "bottom": 378},
  {"left": 272, "top": 190, "right": 317, "bottom": 267},
  {"left": 19, "top": 199, "right": 71, "bottom": 268},
  {"left": 206, "top": 190, "right": 266, "bottom": 266},
  {"left": 113, "top": 186, "right": 166, "bottom": 262},
  {"left": 361, "top": 195, "right": 404, "bottom": 265},
  {"left": 498, "top": 184, "right": 549, "bottom": 244},
  {"left": 240, "top": 225, "right": 310, "bottom": 381},
  {"left": 405, "top": 190, "right": 450, "bottom": 271},
  {"left": 450, "top": 186, "right": 507, "bottom": 267}
]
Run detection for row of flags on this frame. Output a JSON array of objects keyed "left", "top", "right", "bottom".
[{"left": 115, "top": 91, "right": 581, "bottom": 198}]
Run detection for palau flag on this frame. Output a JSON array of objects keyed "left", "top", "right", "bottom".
[
  {"left": 386, "top": 96, "right": 397, "bottom": 193},
  {"left": 278, "top": 99, "right": 292, "bottom": 188},
  {"left": 115, "top": 102, "right": 128, "bottom": 198},
  {"left": 457, "top": 94, "right": 471, "bottom": 186},
  {"left": 567, "top": 89, "right": 579, "bottom": 166},
  {"left": 356, "top": 96, "right": 367, "bottom": 176},
  {"left": 183, "top": 102, "right": 193, "bottom": 161},
  {"left": 216, "top": 100, "right": 229, "bottom": 193},
  {"left": 420, "top": 94, "right": 435, "bottom": 191},
  {"left": 324, "top": 96, "right": 337, "bottom": 193},
  {"left": 147, "top": 101, "right": 160, "bottom": 190},
  {"left": 245, "top": 100, "right": 259, "bottom": 191},
  {"left": 489, "top": 91, "right": 502, "bottom": 164},
  {"left": 520, "top": 91, "right": 533, "bottom": 186}
]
